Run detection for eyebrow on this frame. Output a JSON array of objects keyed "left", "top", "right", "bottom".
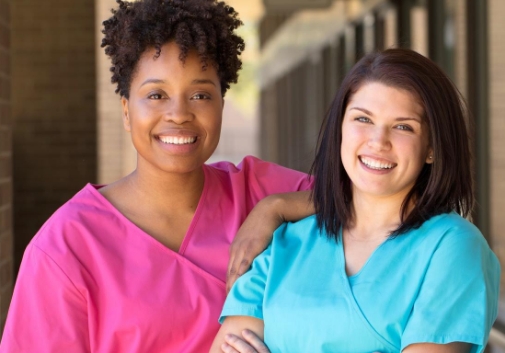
[
  {"left": 139, "top": 78, "right": 217, "bottom": 88},
  {"left": 139, "top": 79, "right": 166, "bottom": 88},
  {"left": 349, "top": 107, "right": 422, "bottom": 123},
  {"left": 191, "top": 79, "right": 216, "bottom": 87}
]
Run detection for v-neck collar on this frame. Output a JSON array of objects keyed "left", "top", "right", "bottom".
[
  {"left": 336, "top": 231, "right": 398, "bottom": 351},
  {"left": 85, "top": 165, "right": 210, "bottom": 257}
]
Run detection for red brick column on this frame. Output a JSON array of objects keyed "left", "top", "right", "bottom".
[
  {"left": 11, "top": 0, "right": 97, "bottom": 271},
  {"left": 0, "top": 0, "right": 12, "bottom": 332}
]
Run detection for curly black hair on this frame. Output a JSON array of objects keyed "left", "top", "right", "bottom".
[{"left": 101, "top": 0, "right": 245, "bottom": 98}]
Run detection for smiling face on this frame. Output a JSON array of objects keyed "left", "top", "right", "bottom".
[
  {"left": 340, "top": 82, "right": 433, "bottom": 202},
  {"left": 122, "top": 41, "right": 224, "bottom": 176}
]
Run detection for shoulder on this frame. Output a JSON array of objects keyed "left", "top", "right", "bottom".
[
  {"left": 31, "top": 184, "right": 116, "bottom": 252},
  {"left": 420, "top": 213, "right": 489, "bottom": 250},
  {"left": 400, "top": 213, "right": 500, "bottom": 348},
  {"left": 276, "top": 215, "right": 320, "bottom": 237},
  {"left": 409, "top": 213, "right": 499, "bottom": 278},
  {"left": 14, "top": 184, "right": 117, "bottom": 287},
  {"left": 271, "top": 215, "right": 327, "bottom": 251},
  {"left": 205, "top": 156, "right": 312, "bottom": 197},
  {"left": 207, "top": 156, "right": 307, "bottom": 179},
  {"left": 425, "top": 212, "right": 479, "bottom": 232}
]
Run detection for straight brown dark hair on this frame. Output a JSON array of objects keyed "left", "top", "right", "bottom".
[{"left": 310, "top": 48, "right": 474, "bottom": 240}]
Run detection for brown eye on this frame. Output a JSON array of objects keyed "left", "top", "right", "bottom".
[
  {"left": 396, "top": 124, "right": 413, "bottom": 132},
  {"left": 192, "top": 93, "right": 210, "bottom": 100},
  {"left": 148, "top": 93, "right": 163, "bottom": 100}
]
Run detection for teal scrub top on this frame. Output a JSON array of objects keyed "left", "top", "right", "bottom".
[{"left": 220, "top": 213, "right": 500, "bottom": 353}]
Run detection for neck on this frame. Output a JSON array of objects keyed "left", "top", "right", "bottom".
[
  {"left": 348, "top": 191, "right": 410, "bottom": 241},
  {"left": 124, "top": 160, "right": 205, "bottom": 215}
]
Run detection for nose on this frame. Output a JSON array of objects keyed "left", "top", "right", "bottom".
[
  {"left": 367, "top": 126, "right": 391, "bottom": 151},
  {"left": 164, "top": 97, "right": 194, "bottom": 124}
]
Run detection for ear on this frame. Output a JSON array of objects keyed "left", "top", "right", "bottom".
[
  {"left": 426, "top": 148, "right": 434, "bottom": 164},
  {"left": 121, "top": 97, "right": 131, "bottom": 132}
]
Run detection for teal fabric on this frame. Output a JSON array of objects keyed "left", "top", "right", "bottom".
[{"left": 220, "top": 213, "right": 500, "bottom": 353}]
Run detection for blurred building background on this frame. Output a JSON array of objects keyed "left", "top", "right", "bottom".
[{"left": 1, "top": 0, "right": 505, "bottom": 349}]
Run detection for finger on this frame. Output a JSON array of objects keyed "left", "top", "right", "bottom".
[
  {"left": 227, "top": 241, "right": 243, "bottom": 278},
  {"left": 226, "top": 275, "right": 237, "bottom": 293},
  {"left": 227, "top": 242, "right": 247, "bottom": 290},
  {"left": 237, "top": 258, "right": 252, "bottom": 276},
  {"left": 221, "top": 342, "right": 239, "bottom": 353},
  {"left": 226, "top": 249, "right": 241, "bottom": 292},
  {"left": 226, "top": 273, "right": 238, "bottom": 293},
  {"left": 224, "top": 333, "right": 258, "bottom": 353},
  {"left": 227, "top": 257, "right": 252, "bottom": 293},
  {"left": 242, "top": 329, "right": 270, "bottom": 353}
]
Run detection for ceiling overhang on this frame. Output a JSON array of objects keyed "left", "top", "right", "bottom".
[{"left": 263, "top": 0, "right": 333, "bottom": 12}]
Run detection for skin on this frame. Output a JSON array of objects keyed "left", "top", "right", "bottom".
[
  {"left": 99, "top": 41, "right": 302, "bottom": 352},
  {"left": 341, "top": 82, "right": 432, "bottom": 212},
  {"left": 340, "top": 82, "right": 433, "bottom": 275},
  {"left": 226, "top": 190, "right": 314, "bottom": 292},
  {"left": 214, "top": 83, "right": 471, "bottom": 353},
  {"left": 210, "top": 317, "right": 266, "bottom": 353},
  {"left": 122, "top": 42, "right": 223, "bottom": 177},
  {"left": 99, "top": 41, "right": 224, "bottom": 252}
]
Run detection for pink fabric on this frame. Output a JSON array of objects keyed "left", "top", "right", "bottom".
[{"left": 0, "top": 156, "right": 311, "bottom": 353}]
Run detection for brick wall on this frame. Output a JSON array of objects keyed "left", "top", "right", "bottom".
[
  {"left": 0, "top": 0, "right": 11, "bottom": 332},
  {"left": 11, "top": 0, "right": 96, "bottom": 271},
  {"left": 96, "top": 0, "right": 135, "bottom": 184}
]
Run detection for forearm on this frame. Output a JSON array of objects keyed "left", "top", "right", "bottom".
[
  {"left": 227, "top": 191, "right": 315, "bottom": 292},
  {"left": 210, "top": 316, "right": 265, "bottom": 353},
  {"left": 243, "top": 190, "right": 314, "bottom": 238},
  {"left": 262, "top": 190, "right": 314, "bottom": 223},
  {"left": 403, "top": 342, "right": 471, "bottom": 353}
]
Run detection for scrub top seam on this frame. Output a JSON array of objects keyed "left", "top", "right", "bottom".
[
  {"left": 337, "top": 231, "right": 398, "bottom": 352},
  {"left": 178, "top": 165, "right": 210, "bottom": 255}
]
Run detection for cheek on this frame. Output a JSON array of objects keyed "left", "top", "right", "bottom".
[
  {"left": 340, "top": 136, "right": 356, "bottom": 172},
  {"left": 213, "top": 115, "right": 223, "bottom": 133},
  {"left": 396, "top": 138, "right": 428, "bottom": 170},
  {"left": 204, "top": 108, "right": 223, "bottom": 136},
  {"left": 340, "top": 126, "right": 362, "bottom": 152}
]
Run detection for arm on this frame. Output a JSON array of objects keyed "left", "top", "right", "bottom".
[
  {"left": 0, "top": 245, "right": 90, "bottom": 352},
  {"left": 227, "top": 190, "right": 314, "bottom": 291},
  {"left": 210, "top": 316, "right": 266, "bottom": 353},
  {"left": 401, "top": 219, "right": 500, "bottom": 351},
  {"left": 403, "top": 342, "right": 471, "bottom": 353}
]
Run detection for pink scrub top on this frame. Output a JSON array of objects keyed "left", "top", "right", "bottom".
[{"left": 0, "top": 156, "right": 312, "bottom": 353}]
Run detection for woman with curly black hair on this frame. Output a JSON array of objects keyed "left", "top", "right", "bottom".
[{"left": 0, "top": 0, "right": 313, "bottom": 351}]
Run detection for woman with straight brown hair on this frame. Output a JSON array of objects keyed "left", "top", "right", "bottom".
[{"left": 212, "top": 48, "right": 500, "bottom": 353}]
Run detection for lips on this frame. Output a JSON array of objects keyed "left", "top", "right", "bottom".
[
  {"left": 159, "top": 136, "right": 197, "bottom": 145},
  {"left": 156, "top": 129, "right": 198, "bottom": 145},
  {"left": 359, "top": 156, "right": 396, "bottom": 170}
]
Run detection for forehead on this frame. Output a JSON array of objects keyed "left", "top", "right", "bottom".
[
  {"left": 347, "top": 82, "right": 425, "bottom": 118},
  {"left": 134, "top": 42, "right": 219, "bottom": 82}
]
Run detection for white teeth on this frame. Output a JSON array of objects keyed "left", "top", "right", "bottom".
[
  {"left": 159, "top": 136, "right": 197, "bottom": 145},
  {"left": 360, "top": 157, "right": 394, "bottom": 170}
]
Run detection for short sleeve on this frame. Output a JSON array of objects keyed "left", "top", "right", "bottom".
[
  {"left": 212, "top": 156, "right": 313, "bottom": 198},
  {"left": 401, "top": 226, "right": 500, "bottom": 352},
  {"left": 219, "top": 241, "right": 273, "bottom": 323},
  {"left": 240, "top": 156, "right": 313, "bottom": 193},
  {"left": 0, "top": 244, "right": 90, "bottom": 353}
]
